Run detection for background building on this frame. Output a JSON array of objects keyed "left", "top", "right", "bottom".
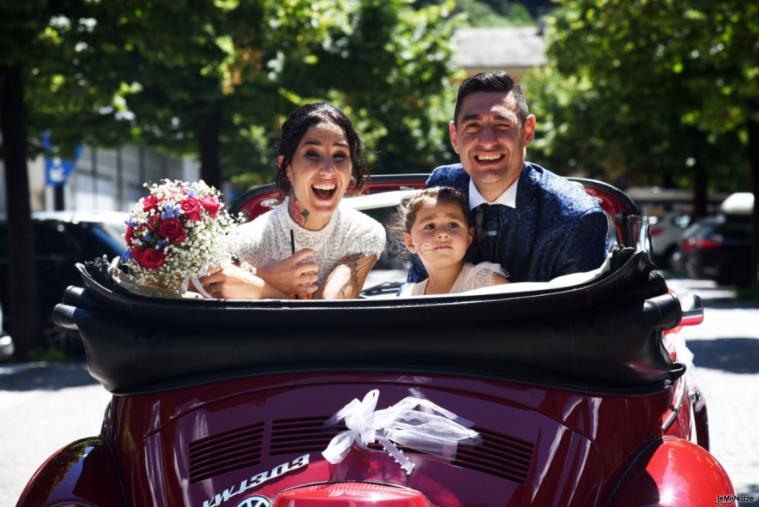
[
  {"left": 0, "top": 145, "right": 198, "bottom": 214},
  {"left": 452, "top": 26, "right": 547, "bottom": 81}
]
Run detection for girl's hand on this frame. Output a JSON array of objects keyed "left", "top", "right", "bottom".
[{"left": 255, "top": 248, "right": 320, "bottom": 298}]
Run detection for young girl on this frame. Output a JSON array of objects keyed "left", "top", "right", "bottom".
[{"left": 399, "top": 186, "right": 509, "bottom": 296}]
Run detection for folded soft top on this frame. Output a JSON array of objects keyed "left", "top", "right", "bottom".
[{"left": 55, "top": 248, "right": 683, "bottom": 394}]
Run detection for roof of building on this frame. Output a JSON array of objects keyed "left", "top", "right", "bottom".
[{"left": 452, "top": 26, "right": 547, "bottom": 70}]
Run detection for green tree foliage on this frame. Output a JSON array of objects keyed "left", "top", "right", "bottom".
[
  {"left": 324, "top": 0, "right": 459, "bottom": 173},
  {"left": 525, "top": 0, "right": 759, "bottom": 284},
  {"left": 416, "top": 0, "right": 533, "bottom": 27},
  {"left": 39, "top": 1, "right": 459, "bottom": 188},
  {"left": 527, "top": 1, "right": 755, "bottom": 195},
  {"left": 457, "top": 0, "right": 532, "bottom": 27}
]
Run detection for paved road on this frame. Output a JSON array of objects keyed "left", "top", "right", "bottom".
[
  {"left": 1, "top": 277, "right": 757, "bottom": 506},
  {"left": 0, "top": 362, "right": 111, "bottom": 506}
]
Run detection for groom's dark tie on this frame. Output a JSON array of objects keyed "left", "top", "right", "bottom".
[{"left": 473, "top": 204, "right": 505, "bottom": 263}]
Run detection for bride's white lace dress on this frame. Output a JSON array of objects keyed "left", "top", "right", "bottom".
[{"left": 234, "top": 197, "right": 386, "bottom": 284}]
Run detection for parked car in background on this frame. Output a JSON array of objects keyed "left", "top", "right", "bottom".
[
  {"left": 675, "top": 192, "right": 754, "bottom": 286},
  {"left": 0, "top": 211, "right": 126, "bottom": 354},
  {"left": 648, "top": 211, "right": 692, "bottom": 268}
]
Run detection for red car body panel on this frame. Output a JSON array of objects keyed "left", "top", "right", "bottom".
[
  {"left": 608, "top": 437, "right": 735, "bottom": 506},
  {"left": 18, "top": 175, "right": 736, "bottom": 506},
  {"left": 100, "top": 373, "right": 680, "bottom": 506},
  {"left": 17, "top": 437, "right": 127, "bottom": 507}
]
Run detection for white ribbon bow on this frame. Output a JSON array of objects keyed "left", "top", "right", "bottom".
[
  {"left": 181, "top": 271, "right": 211, "bottom": 298},
  {"left": 322, "top": 389, "right": 480, "bottom": 474}
]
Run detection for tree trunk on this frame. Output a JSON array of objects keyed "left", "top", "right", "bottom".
[
  {"left": 661, "top": 171, "right": 675, "bottom": 189},
  {"left": 693, "top": 152, "right": 709, "bottom": 218},
  {"left": 198, "top": 109, "right": 221, "bottom": 190},
  {"left": 746, "top": 104, "right": 759, "bottom": 289},
  {"left": 0, "top": 65, "right": 42, "bottom": 359}
]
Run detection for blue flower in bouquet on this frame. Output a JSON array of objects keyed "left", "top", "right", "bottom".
[{"left": 160, "top": 204, "right": 181, "bottom": 220}]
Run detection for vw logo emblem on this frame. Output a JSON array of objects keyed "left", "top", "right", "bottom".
[{"left": 237, "top": 496, "right": 270, "bottom": 507}]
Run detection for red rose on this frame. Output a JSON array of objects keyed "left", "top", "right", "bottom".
[
  {"left": 180, "top": 197, "right": 202, "bottom": 221},
  {"left": 134, "top": 247, "right": 166, "bottom": 269},
  {"left": 157, "top": 218, "right": 186, "bottom": 244},
  {"left": 125, "top": 227, "right": 136, "bottom": 246},
  {"left": 143, "top": 195, "right": 159, "bottom": 212},
  {"left": 200, "top": 195, "right": 221, "bottom": 218}
]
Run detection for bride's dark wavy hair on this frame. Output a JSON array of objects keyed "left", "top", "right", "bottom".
[{"left": 275, "top": 103, "right": 369, "bottom": 195}]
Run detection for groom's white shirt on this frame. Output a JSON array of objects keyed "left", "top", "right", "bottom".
[{"left": 468, "top": 179, "right": 518, "bottom": 210}]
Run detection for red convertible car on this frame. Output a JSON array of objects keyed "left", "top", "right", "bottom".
[{"left": 18, "top": 176, "right": 735, "bottom": 506}]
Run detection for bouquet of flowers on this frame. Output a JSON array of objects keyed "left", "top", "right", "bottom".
[{"left": 119, "top": 179, "right": 238, "bottom": 297}]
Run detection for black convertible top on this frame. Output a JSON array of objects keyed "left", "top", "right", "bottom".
[{"left": 55, "top": 248, "right": 683, "bottom": 395}]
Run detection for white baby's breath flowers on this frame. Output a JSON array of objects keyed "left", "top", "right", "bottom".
[{"left": 122, "top": 179, "right": 240, "bottom": 293}]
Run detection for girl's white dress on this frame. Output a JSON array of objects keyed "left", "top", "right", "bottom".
[
  {"left": 399, "top": 262, "right": 506, "bottom": 297},
  {"left": 234, "top": 197, "right": 386, "bottom": 284}
]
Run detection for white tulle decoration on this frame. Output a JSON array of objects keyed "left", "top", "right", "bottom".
[{"left": 322, "top": 389, "right": 480, "bottom": 474}]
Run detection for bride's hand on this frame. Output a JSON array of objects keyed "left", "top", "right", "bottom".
[
  {"left": 256, "top": 248, "right": 319, "bottom": 298},
  {"left": 200, "top": 264, "right": 269, "bottom": 299}
]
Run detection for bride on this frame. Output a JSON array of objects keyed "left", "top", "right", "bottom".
[{"left": 200, "top": 103, "right": 385, "bottom": 300}]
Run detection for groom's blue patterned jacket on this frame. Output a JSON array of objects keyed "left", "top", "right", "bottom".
[{"left": 408, "top": 161, "right": 608, "bottom": 283}]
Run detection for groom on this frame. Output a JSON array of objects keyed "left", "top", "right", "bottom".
[{"left": 409, "top": 71, "right": 608, "bottom": 283}]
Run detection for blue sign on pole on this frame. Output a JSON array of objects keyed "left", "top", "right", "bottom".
[{"left": 42, "top": 132, "right": 82, "bottom": 187}]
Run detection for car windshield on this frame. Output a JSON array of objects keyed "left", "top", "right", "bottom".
[
  {"left": 91, "top": 222, "right": 127, "bottom": 253},
  {"left": 672, "top": 213, "right": 692, "bottom": 228},
  {"left": 683, "top": 218, "right": 720, "bottom": 238}
]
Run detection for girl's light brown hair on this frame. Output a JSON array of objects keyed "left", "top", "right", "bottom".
[{"left": 400, "top": 186, "right": 470, "bottom": 232}]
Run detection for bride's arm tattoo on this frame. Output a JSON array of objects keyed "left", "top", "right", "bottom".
[
  {"left": 335, "top": 259, "right": 360, "bottom": 299},
  {"left": 319, "top": 254, "right": 378, "bottom": 299}
]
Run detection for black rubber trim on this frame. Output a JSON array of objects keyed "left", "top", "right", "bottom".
[
  {"left": 58, "top": 249, "right": 683, "bottom": 394},
  {"left": 69, "top": 248, "right": 663, "bottom": 327}
]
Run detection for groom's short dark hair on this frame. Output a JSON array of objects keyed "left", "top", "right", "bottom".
[{"left": 453, "top": 71, "right": 529, "bottom": 125}]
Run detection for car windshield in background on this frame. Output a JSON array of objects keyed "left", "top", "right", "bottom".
[{"left": 91, "top": 222, "right": 127, "bottom": 254}]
